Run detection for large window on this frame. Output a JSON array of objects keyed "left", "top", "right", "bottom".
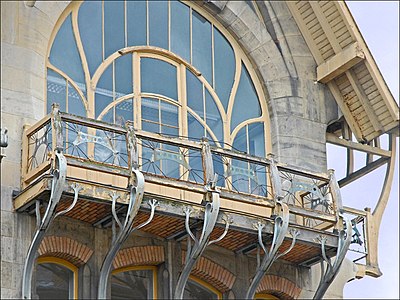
[
  {"left": 46, "top": 0, "right": 269, "bottom": 151},
  {"left": 35, "top": 257, "right": 78, "bottom": 299},
  {"left": 111, "top": 266, "right": 157, "bottom": 299}
]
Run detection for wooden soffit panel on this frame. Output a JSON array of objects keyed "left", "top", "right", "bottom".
[{"left": 287, "top": 1, "right": 399, "bottom": 142}]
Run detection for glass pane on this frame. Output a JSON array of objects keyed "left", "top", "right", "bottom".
[
  {"left": 36, "top": 263, "right": 73, "bottom": 299},
  {"left": 148, "top": 1, "right": 168, "bottom": 49},
  {"left": 188, "top": 113, "right": 204, "bottom": 141},
  {"left": 68, "top": 83, "right": 86, "bottom": 117},
  {"left": 214, "top": 27, "right": 235, "bottom": 111},
  {"left": 248, "top": 122, "right": 265, "bottom": 157},
  {"left": 231, "top": 63, "right": 261, "bottom": 131},
  {"left": 184, "top": 279, "right": 218, "bottom": 299},
  {"left": 205, "top": 89, "right": 223, "bottom": 144},
  {"left": 186, "top": 70, "right": 204, "bottom": 119},
  {"left": 115, "top": 54, "right": 133, "bottom": 97},
  {"left": 141, "top": 58, "right": 177, "bottom": 100},
  {"left": 127, "top": 1, "right": 147, "bottom": 46},
  {"left": 95, "top": 64, "right": 113, "bottom": 118},
  {"left": 192, "top": 11, "right": 212, "bottom": 84},
  {"left": 171, "top": 1, "right": 190, "bottom": 61},
  {"left": 78, "top": 1, "right": 102, "bottom": 76},
  {"left": 47, "top": 69, "right": 66, "bottom": 113},
  {"left": 49, "top": 14, "right": 85, "bottom": 94},
  {"left": 115, "top": 99, "right": 134, "bottom": 125},
  {"left": 111, "top": 269, "right": 153, "bottom": 299},
  {"left": 233, "top": 126, "right": 247, "bottom": 153},
  {"left": 142, "top": 97, "right": 159, "bottom": 125},
  {"left": 104, "top": 1, "right": 125, "bottom": 58},
  {"left": 160, "top": 101, "right": 178, "bottom": 128}
]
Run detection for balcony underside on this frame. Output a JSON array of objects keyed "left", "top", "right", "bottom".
[{"left": 14, "top": 173, "right": 338, "bottom": 267}]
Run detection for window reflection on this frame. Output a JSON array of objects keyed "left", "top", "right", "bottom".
[
  {"left": 111, "top": 268, "right": 155, "bottom": 300},
  {"left": 183, "top": 278, "right": 220, "bottom": 299}
]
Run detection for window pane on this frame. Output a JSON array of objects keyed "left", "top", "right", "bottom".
[
  {"left": 49, "top": 14, "right": 85, "bottom": 94},
  {"left": 141, "top": 58, "right": 177, "bottom": 100},
  {"left": 111, "top": 269, "right": 153, "bottom": 299},
  {"left": 214, "top": 27, "right": 235, "bottom": 111},
  {"left": 171, "top": 1, "right": 190, "bottom": 61},
  {"left": 127, "top": 1, "right": 147, "bottom": 46},
  {"left": 248, "top": 122, "right": 265, "bottom": 157},
  {"left": 184, "top": 279, "right": 218, "bottom": 299},
  {"left": 104, "top": 1, "right": 125, "bottom": 58},
  {"left": 188, "top": 113, "right": 204, "bottom": 141},
  {"left": 68, "top": 83, "right": 86, "bottom": 117},
  {"left": 160, "top": 101, "right": 178, "bottom": 128},
  {"left": 231, "top": 63, "right": 261, "bottom": 131},
  {"left": 142, "top": 97, "right": 159, "bottom": 126},
  {"left": 149, "top": 1, "right": 168, "bottom": 49},
  {"left": 186, "top": 70, "right": 204, "bottom": 119},
  {"left": 192, "top": 11, "right": 212, "bottom": 84},
  {"left": 36, "top": 263, "right": 73, "bottom": 299},
  {"left": 47, "top": 69, "right": 66, "bottom": 113},
  {"left": 115, "top": 99, "right": 134, "bottom": 125},
  {"left": 78, "top": 1, "right": 102, "bottom": 76},
  {"left": 115, "top": 54, "right": 133, "bottom": 97},
  {"left": 95, "top": 64, "right": 113, "bottom": 118},
  {"left": 205, "top": 89, "right": 223, "bottom": 144}
]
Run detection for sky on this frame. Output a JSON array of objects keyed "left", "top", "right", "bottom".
[{"left": 328, "top": 2, "right": 399, "bottom": 299}]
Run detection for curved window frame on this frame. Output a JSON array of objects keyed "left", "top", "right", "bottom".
[
  {"left": 45, "top": 0, "right": 272, "bottom": 154},
  {"left": 36, "top": 256, "right": 79, "bottom": 299},
  {"left": 111, "top": 265, "right": 158, "bottom": 299},
  {"left": 254, "top": 293, "right": 280, "bottom": 300},
  {"left": 186, "top": 275, "right": 222, "bottom": 300}
]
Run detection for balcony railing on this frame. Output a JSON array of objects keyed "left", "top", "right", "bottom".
[{"left": 20, "top": 104, "right": 345, "bottom": 233}]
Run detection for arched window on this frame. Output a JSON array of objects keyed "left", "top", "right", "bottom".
[
  {"left": 254, "top": 293, "right": 280, "bottom": 300},
  {"left": 46, "top": 0, "right": 270, "bottom": 152},
  {"left": 184, "top": 276, "right": 222, "bottom": 299},
  {"left": 111, "top": 266, "right": 157, "bottom": 299},
  {"left": 35, "top": 257, "right": 78, "bottom": 299}
]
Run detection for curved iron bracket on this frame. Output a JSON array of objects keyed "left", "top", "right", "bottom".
[
  {"left": 245, "top": 201, "right": 292, "bottom": 299},
  {"left": 174, "top": 191, "right": 230, "bottom": 299},
  {"left": 313, "top": 219, "right": 352, "bottom": 299},
  {"left": 22, "top": 151, "right": 72, "bottom": 299}
]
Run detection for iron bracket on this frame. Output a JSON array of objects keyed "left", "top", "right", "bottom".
[{"left": 313, "top": 219, "right": 352, "bottom": 299}]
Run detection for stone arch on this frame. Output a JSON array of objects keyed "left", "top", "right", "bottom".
[
  {"left": 182, "top": 252, "right": 236, "bottom": 293},
  {"left": 113, "top": 246, "right": 165, "bottom": 269},
  {"left": 38, "top": 236, "right": 93, "bottom": 267},
  {"left": 256, "top": 275, "right": 302, "bottom": 300}
]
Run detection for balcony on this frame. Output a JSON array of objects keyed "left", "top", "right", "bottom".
[{"left": 14, "top": 105, "right": 369, "bottom": 273}]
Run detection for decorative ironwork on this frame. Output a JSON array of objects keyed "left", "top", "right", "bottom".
[
  {"left": 313, "top": 219, "right": 352, "bottom": 299},
  {"left": 245, "top": 200, "right": 292, "bottom": 299},
  {"left": 22, "top": 151, "right": 72, "bottom": 299}
]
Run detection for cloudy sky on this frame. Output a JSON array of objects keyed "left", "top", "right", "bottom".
[{"left": 332, "top": 2, "right": 399, "bottom": 299}]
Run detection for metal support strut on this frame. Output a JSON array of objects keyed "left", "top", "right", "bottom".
[
  {"left": 313, "top": 219, "right": 352, "bottom": 299},
  {"left": 98, "top": 124, "right": 158, "bottom": 299},
  {"left": 174, "top": 138, "right": 231, "bottom": 299},
  {"left": 22, "top": 151, "right": 75, "bottom": 299}
]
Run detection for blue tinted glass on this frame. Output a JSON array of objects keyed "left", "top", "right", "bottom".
[
  {"left": 192, "top": 11, "right": 212, "bottom": 84},
  {"left": 95, "top": 64, "right": 113, "bottom": 118},
  {"left": 68, "top": 83, "right": 86, "bottom": 117},
  {"left": 188, "top": 113, "right": 205, "bottom": 141},
  {"left": 149, "top": 1, "right": 168, "bottom": 49},
  {"left": 142, "top": 97, "right": 159, "bottom": 124},
  {"left": 205, "top": 90, "right": 223, "bottom": 144},
  {"left": 214, "top": 27, "right": 235, "bottom": 111},
  {"left": 186, "top": 70, "right": 204, "bottom": 119},
  {"left": 233, "top": 126, "right": 247, "bottom": 153},
  {"left": 50, "top": 14, "right": 85, "bottom": 93},
  {"left": 115, "top": 54, "right": 133, "bottom": 97},
  {"left": 47, "top": 69, "right": 66, "bottom": 113},
  {"left": 248, "top": 122, "right": 265, "bottom": 157},
  {"left": 127, "top": 1, "right": 147, "bottom": 46},
  {"left": 231, "top": 64, "right": 261, "bottom": 131},
  {"left": 160, "top": 101, "right": 178, "bottom": 127},
  {"left": 104, "top": 1, "right": 125, "bottom": 58},
  {"left": 116, "top": 99, "right": 134, "bottom": 125},
  {"left": 171, "top": 1, "right": 190, "bottom": 61},
  {"left": 78, "top": 1, "right": 102, "bottom": 76},
  {"left": 141, "top": 58, "right": 177, "bottom": 100}
]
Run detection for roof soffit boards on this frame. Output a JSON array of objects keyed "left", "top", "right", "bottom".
[{"left": 286, "top": 1, "right": 399, "bottom": 143}]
